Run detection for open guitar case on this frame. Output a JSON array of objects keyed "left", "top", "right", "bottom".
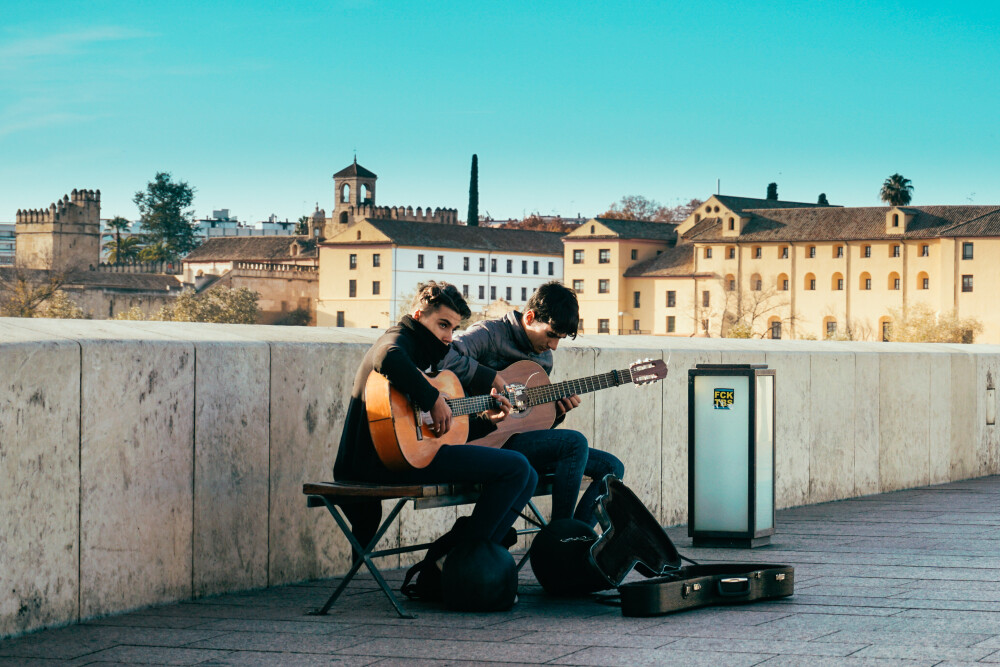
[{"left": 584, "top": 475, "right": 794, "bottom": 616}]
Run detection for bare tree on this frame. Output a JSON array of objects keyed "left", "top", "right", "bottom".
[
  {"left": 0, "top": 269, "right": 67, "bottom": 317},
  {"left": 717, "top": 278, "right": 794, "bottom": 338}
]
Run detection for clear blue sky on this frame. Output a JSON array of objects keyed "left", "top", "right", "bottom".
[{"left": 2, "top": 0, "right": 998, "bottom": 223}]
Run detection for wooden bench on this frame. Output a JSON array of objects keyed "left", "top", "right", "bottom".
[{"left": 303, "top": 477, "right": 560, "bottom": 618}]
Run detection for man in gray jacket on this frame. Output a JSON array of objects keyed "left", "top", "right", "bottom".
[{"left": 440, "top": 281, "right": 624, "bottom": 526}]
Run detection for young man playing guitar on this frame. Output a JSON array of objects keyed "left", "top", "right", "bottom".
[
  {"left": 333, "top": 282, "right": 536, "bottom": 550},
  {"left": 441, "top": 281, "right": 625, "bottom": 527}
]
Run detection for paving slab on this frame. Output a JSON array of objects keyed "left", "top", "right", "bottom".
[{"left": 3, "top": 475, "right": 1000, "bottom": 666}]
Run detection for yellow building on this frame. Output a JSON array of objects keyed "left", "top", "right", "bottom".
[
  {"left": 317, "top": 218, "right": 565, "bottom": 328},
  {"left": 566, "top": 196, "right": 1000, "bottom": 342}
]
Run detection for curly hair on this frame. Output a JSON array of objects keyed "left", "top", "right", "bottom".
[
  {"left": 526, "top": 281, "right": 579, "bottom": 338},
  {"left": 411, "top": 281, "right": 471, "bottom": 320}
]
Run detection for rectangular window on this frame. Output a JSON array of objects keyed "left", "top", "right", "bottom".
[
  {"left": 572, "top": 279, "right": 583, "bottom": 293},
  {"left": 490, "top": 286, "right": 496, "bottom": 300},
  {"left": 573, "top": 249, "right": 584, "bottom": 264},
  {"left": 667, "top": 291, "right": 676, "bottom": 307},
  {"left": 463, "top": 257, "right": 469, "bottom": 271},
  {"left": 478, "top": 285, "right": 485, "bottom": 299},
  {"left": 892, "top": 245, "right": 900, "bottom": 258},
  {"left": 827, "top": 321, "right": 837, "bottom": 337},
  {"left": 598, "top": 319, "right": 610, "bottom": 333},
  {"left": 893, "top": 278, "right": 900, "bottom": 290},
  {"left": 633, "top": 319, "right": 640, "bottom": 331},
  {"left": 491, "top": 258, "right": 497, "bottom": 272},
  {"left": 837, "top": 278, "right": 844, "bottom": 290},
  {"left": 548, "top": 261, "right": 554, "bottom": 276},
  {"left": 373, "top": 253, "right": 380, "bottom": 267},
  {"left": 505, "top": 286, "right": 512, "bottom": 301},
  {"left": 598, "top": 279, "right": 610, "bottom": 294},
  {"left": 507, "top": 259, "right": 513, "bottom": 273},
  {"left": 865, "top": 278, "right": 871, "bottom": 290},
  {"left": 754, "top": 247, "right": 761, "bottom": 259},
  {"left": 704, "top": 247, "right": 712, "bottom": 259},
  {"left": 631, "top": 249, "right": 638, "bottom": 260},
  {"left": 864, "top": 245, "right": 871, "bottom": 258},
  {"left": 771, "top": 321, "right": 781, "bottom": 339},
  {"left": 336, "top": 311, "right": 345, "bottom": 327},
  {"left": 462, "top": 284, "right": 469, "bottom": 298},
  {"left": 921, "top": 245, "right": 929, "bottom": 257},
  {"left": 372, "top": 281, "right": 380, "bottom": 295},
  {"left": 963, "top": 242, "right": 974, "bottom": 260},
  {"left": 599, "top": 249, "right": 611, "bottom": 263},
  {"left": 922, "top": 277, "right": 929, "bottom": 289},
  {"left": 727, "top": 247, "right": 735, "bottom": 259},
  {"left": 729, "top": 279, "right": 736, "bottom": 291},
  {"left": 479, "top": 258, "right": 486, "bottom": 272},
  {"left": 417, "top": 254, "right": 424, "bottom": 269},
  {"left": 781, "top": 246, "right": 788, "bottom": 259},
  {"left": 521, "top": 287, "right": 527, "bottom": 301},
  {"left": 634, "top": 291, "right": 641, "bottom": 308},
  {"left": 882, "top": 322, "right": 892, "bottom": 342},
  {"left": 437, "top": 255, "right": 444, "bottom": 270},
  {"left": 808, "top": 246, "right": 816, "bottom": 258},
  {"left": 962, "top": 275, "right": 973, "bottom": 292},
  {"left": 533, "top": 261, "right": 539, "bottom": 275},
  {"left": 522, "top": 260, "right": 528, "bottom": 274},
  {"left": 809, "top": 279, "right": 816, "bottom": 290},
  {"left": 667, "top": 316, "right": 675, "bottom": 333},
  {"left": 702, "top": 290, "right": 710, "bottom": 307},
  {"left": 782, "top": 279, "right": 789, "bottom": 291},
  {"left": 836, "top": 246, "right": 843, "bottom": 258},
  {"left": 348, "top": 280, "right": 356, "bottom": 298},
  {"left": 349, "top": 254, "right": 357, "bottom": 269}
]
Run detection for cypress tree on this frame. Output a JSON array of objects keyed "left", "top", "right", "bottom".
[
  {"left": 766, "top": 182, "right": 778, "bottom": 200},
  {"left": 467, "top": 154, "right": 479, "bottom": 226},
  {"left": 818, "top": 193, "right": 829, "bottom": 206}
]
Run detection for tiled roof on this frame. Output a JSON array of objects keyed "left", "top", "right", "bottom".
[
  {"left": 682, "top": 205, "right": 1000, "bottom": 243},
  {"left": 623, "top": 244, "right": 699, "bottom": 277},
  {"left": 333, "top": 219, "right": 565, "bottom": 255},
  {"left": 713, "top": 195, "right": 832, "bottom": 215},
  {"left": 183, "top": 237, "right": 316, "bottom": 262},
  {"left": 333, "top": 161, "right": 377, "bottom": 179},
  {"left": 586, "top": 218, "right": 679, "bottom": 241}
]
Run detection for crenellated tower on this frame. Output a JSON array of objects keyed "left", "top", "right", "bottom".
[{"left": 15, "top": 189, "right": 102, "bottom": 271}]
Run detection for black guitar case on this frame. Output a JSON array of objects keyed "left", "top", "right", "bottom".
[{"left": 589, "top": 476, "right": 794, "bottom": 617}]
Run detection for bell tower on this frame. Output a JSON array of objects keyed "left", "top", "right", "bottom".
[{"left": 332, "top": 158, "right": 377, "bottom": 230}]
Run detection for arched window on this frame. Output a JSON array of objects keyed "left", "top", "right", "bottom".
[
  {"left": 356, "top": 230, "right": 361, "bottom": 240},
  {"left": 340, "top": 183, "right": 351, "bottom": 204},
  {"left": 768, "top": 317, "right": 782, "bottom": 339},
  {"left": 832, "top": 272, "right": 844, "bottom": 291},
  {"left": 804, "top": 272, "right": 816, "bottom": 291},
  {"left": 859, "top": 272, "right": 872, "bottom": 290},
  {"left": 917, "top": 271, "right": 929, "bottom": 290},
  {"left": 888, "top": 272, "right": 901, "bottom": 290},
  {"left": 339, "top": 211, "right": 348, "bottom": 224},
  {"left": 360, "top": 183, "right": 371, "bottom": 204},
  {"left": 892, "top": 213, "right": 899, "bottom": 227},
  {"left": 728, "top": 217, "right": 735, "bottom": 230},
  {"left": 823, "top": 317, "right": 838, "bottom": 339},
  {"left": 725, "top": 274, "right": 736, "bottom": 291},
  {"left": 750, "top": 273, "right": 762, "bottom": 291},
  {"left": 879, "top": 317, "right": 893, "bottom": 342},
  {"left": 777, "top": 273, "right": 789, "bottom": 291}
]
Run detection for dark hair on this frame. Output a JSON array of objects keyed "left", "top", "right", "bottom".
[
  {"left": 412, "top": 281, "right": 471, "bottom": 320},
  {"left": 525, "top": 281, "right": 579, "bottom": 338}
]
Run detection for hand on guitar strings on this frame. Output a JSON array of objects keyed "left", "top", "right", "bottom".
[
  {"left": 429, "top": 394, "right": 453, "bottom": 435},
  {"left": 555, "top": 394, "right": 581, "bottom": 416},
  {"left": 482, "top": 388, "right": 513, "bottom": 424}
]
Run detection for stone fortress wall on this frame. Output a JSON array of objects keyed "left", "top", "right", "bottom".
[
  {"left": 14, "top": 189, "right": 101, "bottom": 271},
  {"left": 2, "top": 318, "right": 999, "bottom": 638},
  {"left": 344, "top": 203, "right": 459, "bottom": 225}
]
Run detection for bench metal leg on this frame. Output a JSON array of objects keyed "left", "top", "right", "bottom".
[
  {"left": 309, "top": 498, "right": 415, "bottom": 619},
  {"left": 515, "top": 498, "right": 549, "bottom": 572}
]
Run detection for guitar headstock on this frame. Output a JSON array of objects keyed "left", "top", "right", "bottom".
[{"left": 629, "top": 358, "right": 668, "bottom": 385}]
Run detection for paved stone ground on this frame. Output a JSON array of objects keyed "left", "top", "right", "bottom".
[{"left": 3, "top": 476, "right": 1000, "bottom": 666}]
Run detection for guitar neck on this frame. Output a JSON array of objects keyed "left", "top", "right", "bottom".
[
  {"left": 444, "top": 394, "right": 499, "bottom": 417},
  {"left": 524, "top": 368, "right": 632, "bottom": 407}
]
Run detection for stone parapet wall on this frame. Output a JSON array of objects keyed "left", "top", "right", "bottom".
[{"left": 2, "top": 319, "right": 999, "bottom": 638}]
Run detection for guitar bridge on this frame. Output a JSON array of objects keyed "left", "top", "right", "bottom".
[{"left": 505, "top": 383, "right": 528, "bottom": 412}]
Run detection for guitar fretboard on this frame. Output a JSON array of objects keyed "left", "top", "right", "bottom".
[
  {"left": 445, "top": 394, "right": 501, "bottom": 416},
  {"left": 522, "top": 368, "right": 632, "bottom": 407}
]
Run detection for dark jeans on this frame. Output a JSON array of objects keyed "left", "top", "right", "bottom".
[{"left": 503, "top": 429, "right": 625, "bottom": 527}]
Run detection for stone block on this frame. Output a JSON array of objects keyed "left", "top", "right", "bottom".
[
  {"left": 593, "top": 347, "right": 663, "bottom": 519},
  {"left": 763, "top": 350, "right": 811, "bottom": 509},
  {"left": 853, "top": 351, "right": 880, "bottom": 496},
  {"left": 948, "top": 352, "right": 978, "bottom": 481},
  {"left": 927, "top": 352, "right": 952, "bottom": 485},
  {"left": 0, "top": 321, "right": 81, "bottom": 638},
  {"left": 809, "top": 352, "right": 856, "bottom": 503},
  {"left": 879, "top": 352, "right": 931, "bottom": 491}
]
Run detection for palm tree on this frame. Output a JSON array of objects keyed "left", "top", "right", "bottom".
[
  {"left": 105, "top": 216, "right": 132, "bottom": 264},
  {"left": 138, "top": 240, "right": 172, "bottom": 262},
  {"left": 103, "top": 236, "right": 142, "bottom": 264},
  {"left": 880, "top": 174, "right": 913, "bottom": 206}
]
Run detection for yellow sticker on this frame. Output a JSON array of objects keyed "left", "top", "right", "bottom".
[{"left": 713, "top": 388, "right": 734, "bottom": 409}]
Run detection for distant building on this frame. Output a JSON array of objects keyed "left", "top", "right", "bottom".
[
  {"left": 0, "top": 223, "right": 14, "bottom": 266},
  {"left": 316, "top": 218, "right": 565, "bottom": 328}
]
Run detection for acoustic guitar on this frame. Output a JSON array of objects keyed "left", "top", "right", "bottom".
[{"left": 367, "top": 358, "right": 667, "bottom": 472}]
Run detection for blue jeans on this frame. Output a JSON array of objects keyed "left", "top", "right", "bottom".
[{"left": 503, "top": 429, "right": 625, "bottom": 527}]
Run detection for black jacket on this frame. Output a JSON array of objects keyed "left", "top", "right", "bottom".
[{"left": 333, "top": 315, "right": 495, "bottom": 482}]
